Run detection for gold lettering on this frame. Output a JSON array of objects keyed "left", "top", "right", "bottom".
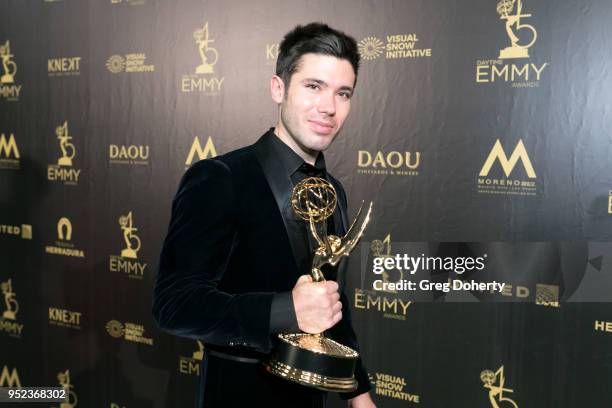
[
  {"left": 0, "top": 366, "right": 21, "bottom": 387},
  {"left": 354, "top": 290, "right": 365, "bottom": 309},
  {"left": 372, "top": 152, "right": 386, "bottom": 168},
  {"left": 532, "top": 63, "right": 548, "bottom": 80},
  {"left": 516, "top": 286, "right": 530, "bottom": 298},
  {"left": 382, "top": 297, "right": 397, "bottom": 313},
  {"left": 266, "top": 44, "right": 279, "bottom": 60},
  {"left": 186, "top": 136, "right": 217, "bottom": 165},
  {"left": 511, "top": 64, "right": 529, "bottom": 81},
  {"left": 0, "top": 134, "right": 20, "bottom": 159},
  {"left": 491, "top": 65, "right": 509, "bottom": 82},
  {"left": 479, "top": 140, "right": 536, "bottom": 178},
  {"left": 476, "top": 65, "right": 489, "bottom": 83},
  {"left": 357, "top": 151, "right": 372, "bottom": 167}
]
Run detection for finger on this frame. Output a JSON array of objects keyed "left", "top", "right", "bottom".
[
  {"left": 332, "top": 311, "right": 342, "bottom": 325},
  {"left": 296, "top": 274, "right": 312, "bottom": 284},
  {"left": 325, "top": 280, "right": 339, "bottom": 293},
  {"left": 332, "top": 301, "right": 342, "bottom": 314},
  {"left": 331, "top": 292, "right": 340, "bottom": 303}
]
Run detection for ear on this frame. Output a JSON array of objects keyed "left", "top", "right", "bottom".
[{"left": 270, "top": 75, "right": 285, "bottom": 104}]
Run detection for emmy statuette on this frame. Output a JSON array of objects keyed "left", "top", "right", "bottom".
[{"left": 264, "top": 177, "right": 373, "bottom": 392}]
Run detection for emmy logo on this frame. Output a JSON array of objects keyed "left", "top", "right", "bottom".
[
  {"left": 1, "top": 279, "right": 18, "bottom": 320},
  {"left": 193, "top": 22, "right": 218, "bottom": 74},
  {"left": 480, "top": 366, "right": 519, "bottom": 408},
  {"left": 57, "top": 369, "right": 78, "bottom": 408},
  {"left": 119, "top": 212, "right": 141, "bottom": 259},
  {"left": 192, "top": 340, "right": 204, "bottom": 360},
  {"left": 370, "top": 234, "right": 404, "bottom": 294},
  {"left": 497, "top": 0, "right": 537, "bottom": 59},
  {"left": 56, "top": 122, "right": 76, "bottom": 167},
  {"left": 0, "top": 41, "right": 17, "bottom": 84}
]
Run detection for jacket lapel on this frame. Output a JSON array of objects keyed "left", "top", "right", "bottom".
[
  {"left": 253, "top": 136, "right": 312, "bottom": 276},
  {"left": 328, "top": 175, "right": 348, "bottom": 235}
]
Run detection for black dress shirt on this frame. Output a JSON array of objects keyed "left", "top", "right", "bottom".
[{"left": 266, "top": 129, "right": 343, "bottom": 333}]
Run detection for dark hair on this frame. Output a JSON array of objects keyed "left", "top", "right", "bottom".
[{"left": 276, "top": 23, "right": 360, "bottom": 87}]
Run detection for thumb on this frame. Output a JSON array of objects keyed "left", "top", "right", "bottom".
[{"left": 296, "top": 274, "right": 313, "bottom": 285}]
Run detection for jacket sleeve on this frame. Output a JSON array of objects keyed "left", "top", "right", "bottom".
[{"left": 152, "top": 159, "right": 276, "bottom": 353}]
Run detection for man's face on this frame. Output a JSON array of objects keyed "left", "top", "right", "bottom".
[{"left": 274, "top": 53, "right": 355, "bottom": 157}]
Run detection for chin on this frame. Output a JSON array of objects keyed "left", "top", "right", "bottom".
[{"left": 305, "top": 139, "right": 333, "bottom": 153}]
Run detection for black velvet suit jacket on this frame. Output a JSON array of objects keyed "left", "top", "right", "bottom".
[{"left": 153, "top": 130, "right": 370, "bottom": 406}]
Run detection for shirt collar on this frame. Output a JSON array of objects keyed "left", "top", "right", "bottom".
[{"left": 263, "top": 128, "right": 326, "bottom": 177}]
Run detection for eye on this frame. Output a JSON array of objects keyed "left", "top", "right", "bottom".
[
  {"left": 306, "top": 83, "right": 320, "bottom": 90},
  {"left": 338, "top": 91, "right": 352, "bottom": 100}
]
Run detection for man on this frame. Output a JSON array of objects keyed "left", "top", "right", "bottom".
[{"left": 153, "top": 23, "right": 376, "bottom": 408}]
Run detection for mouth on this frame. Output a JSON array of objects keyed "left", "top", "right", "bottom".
[{"left": 308, "top": 120, "right": 335, "bottom": 135}]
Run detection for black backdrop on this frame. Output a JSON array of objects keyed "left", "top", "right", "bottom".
[{"left": 1, "top": 0, "right": 611, "bottom": 407}]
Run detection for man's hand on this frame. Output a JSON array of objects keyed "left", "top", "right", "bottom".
[
  {"left": 292, "top": 275, "right": 342, "bottom": 333},
  {"left": 347, "top": 392, "right": 376, "bottom": 408}
]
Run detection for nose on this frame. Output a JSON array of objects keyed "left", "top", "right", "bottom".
[{"left": 317, "top": 90, "right": 336, "bottom": 116}]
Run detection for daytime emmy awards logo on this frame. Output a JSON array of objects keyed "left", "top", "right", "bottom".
[
  {"left": 476, "top": 0, "right": 548, "bottom": 87},
  {"left": 109, "top": 211, "right": 147, "bottom": 279},
  {"left": 0, "top": 278, "right": 23, "bottom": 337},
  {"left": 119, "top": 211, "right": 140, "bottom": 259},
  {"left": 57, "top": 369, "right": 78, "bottom": 408},
  {"left": 1, "top": 279, "right": 18, "bottom": 320},
  {"left": 47, "top": 121, "right": 82, "bottom": 185},
  {"left": 480, "top": 366, "right": 519, "bottom": 408},
  {"left": 0, "top": 41, "right": 17, "bottom": 83},
  {"left": 56, "top": 121, "right": 75, "bottom": 166},
  {"left": 179, "top": 341, "right": 205, "bottom": 375},
  {"left": 194, "top": 22, "right": 218, "bottom": 74},
  {"left": 497, "top": 0, "right": 537, "bottom": 59},
  {"left": 0, "top": 40, "right": 21, "bottom": 101},
  {"left": 370, "top": 234, "right": 405, "bottom": 294},
  {"left": 181, "top": 21, "right": 225, "bottom": 94}
]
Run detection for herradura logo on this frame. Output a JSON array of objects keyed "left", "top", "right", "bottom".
[
  {"left": 45, "top": 217, "right": 86, "bottom": 258},
  {"left": 476, "top": 0, "right": 548, "bottom": 88},
  {"left": 477, "top": 139, "right": 537, "bottom": 196}
]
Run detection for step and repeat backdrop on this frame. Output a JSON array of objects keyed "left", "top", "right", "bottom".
[{"left": 1, "top": 0, "right": 611, "bottom": 407}]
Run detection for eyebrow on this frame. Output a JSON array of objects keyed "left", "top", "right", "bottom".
[{"left": 302, "top": 78, "right": 354, "bottom": 93}]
